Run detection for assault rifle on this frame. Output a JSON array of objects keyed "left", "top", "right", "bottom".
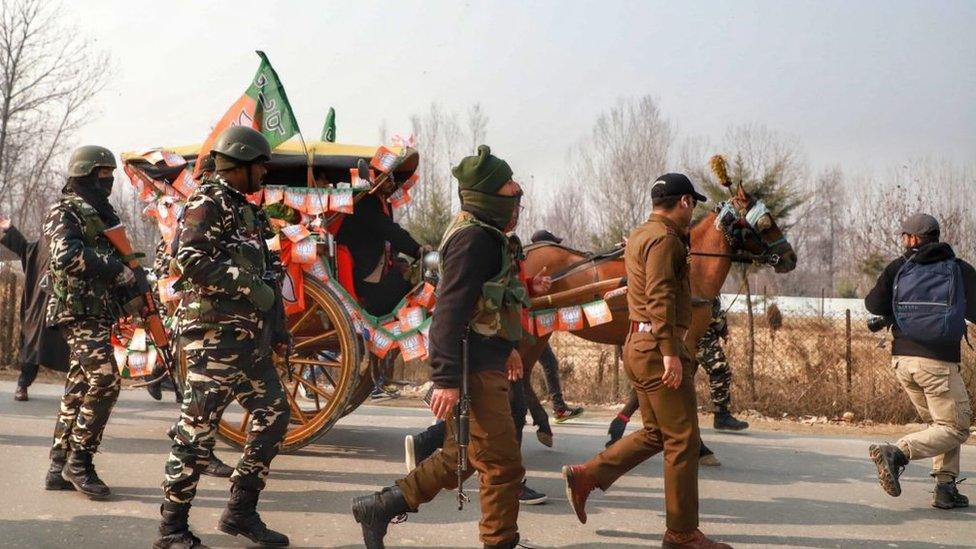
[
  {"left": 456, "top": 328, "right": 471, "bottom": 510},
  {"left": 102, "top": 225, "right": 177, "bottom": 388}
]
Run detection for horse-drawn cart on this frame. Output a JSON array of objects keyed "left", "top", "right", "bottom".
[{"left": 122, "top": 141, "right": 422, "bottom": 452}]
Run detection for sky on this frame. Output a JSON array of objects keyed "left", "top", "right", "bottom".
[{"left": 72, "top": 0, "right": 975, "bottom": 187}]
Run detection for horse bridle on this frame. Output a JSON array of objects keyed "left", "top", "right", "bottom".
[{"left": 690, "top": 199, "right": 786, "bottom": 267}]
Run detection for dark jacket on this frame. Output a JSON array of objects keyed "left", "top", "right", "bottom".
[
  {"left": 335, "top": 194, "right": 421, "bottom": 284},
  {"left": 0, "top": 225, "right": 70, "bottom": 371},
  {"left": 864, "top": 242, "right": 976, "bottom": 363},
  {"left": 428, "top": 221, "right": 515, "bottom": 388}
]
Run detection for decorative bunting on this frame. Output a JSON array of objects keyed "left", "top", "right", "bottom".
[
  {"left": 397, "top": 306, "right": 425, "bottom": 332},
  {"left": 264, "top": 186, "right": 284, "bottom": 204},
  {"left": 398, "top": 332, "right": 427, "bottom": 362},
  {"left": 284, "top": 188, "right": 306, "bottom": 210},
  {"left": 370, "top": 146, "right": 399, "bottom": 173},
  {"left": 305, "top": 188, "right": 329, "bottom": 215},
  {"left": 157, "top": 276, "right": 182, "bottom": 303},
  {"left": 582, "top": 300, "right": 613, "bottom": 326},
  {"left": 292, "top": 237, "right": 318, "bottom": 264},
  {"left": 535, "top": 310, "right": 556, "bottom": 337},
  {"left": 388, "top": 187, "right": 411, "bottom": 208},
  {"left": 280, "top": 224, "right": 311, "bottom": 243},
  {"left": 330, "top": 185, "right": 353, "bottom": 214}
]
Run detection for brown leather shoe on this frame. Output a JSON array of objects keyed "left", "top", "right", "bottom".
[
  {"left": 14, "top": 386, "right": 28, "bottom": 401},
  {"left": 562, "top": 464, "right": 597, "bottom": 524},
  {"left": 662, "top": 529, "right": 732, "bottom": 548}
]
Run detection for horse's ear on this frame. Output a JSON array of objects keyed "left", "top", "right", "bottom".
[
  {"left": 709, "top": 155, "right": 732, "bottom": 189},
  {"left": 735, "top": 181, "right": 748, "bottom": 201}
]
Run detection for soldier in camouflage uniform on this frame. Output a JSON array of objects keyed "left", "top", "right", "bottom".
[
  {"left": 696, "top": 298, "right": 749, "bottom": 431},
  {"left": 155, "top": 127, "right": 290, "bottom": 549},
  {"left": 43, "top": 145, "right": 134, "bottom": 500}
]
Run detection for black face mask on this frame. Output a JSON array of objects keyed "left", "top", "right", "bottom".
[
  {"left": 96, "top": 176, "right": 114, "bottom": 198},
  {"left": 66, "top": 174, "right": 120, "bottom": 226}
]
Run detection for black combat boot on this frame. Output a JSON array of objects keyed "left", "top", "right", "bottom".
[
  {"left": 933, "top": 478, "right": 969, "bottom": 509},
  {"left": 62, "top": 451, "right": 111, "bottom": 499},
  {"left": 202, "top": 453, "right": 234, "bottom": 478},
  {"left": 869, "top": 443, "right": 908, "bottom": 497},
  {"left": 218, "top": 484, "right": 289, "bottom": 547},
  {"left": 351, "top": 485, "right": 412, "bottom": 549},
  {"left": 713, "top": 410, "right": 749, "bottom": 431},
  {"left": 146, "top": 380, "right": 163, "bottom": 401},
  {"left": 153, "top": 501, "right": 208, "bottom": 549},
  {"left": 44, "top": 449, "right": 74, "bottom": 491}
]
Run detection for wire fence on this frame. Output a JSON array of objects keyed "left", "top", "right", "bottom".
[{"left": 542, "top": 304, "right": 976, "bottom": 424}]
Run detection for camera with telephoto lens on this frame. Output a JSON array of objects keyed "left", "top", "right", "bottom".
[{"left": 866, "top": 315, "right": 893, "bottom": 333}]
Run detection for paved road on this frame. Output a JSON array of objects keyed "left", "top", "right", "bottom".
[{"left": 1, "top": 381, "right": 973, "bottom": 548}]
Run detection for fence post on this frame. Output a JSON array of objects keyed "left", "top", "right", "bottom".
[
  {"left": 845, "top": 308, "right": 852, "bottom": 402},
  {"left": 613, "top": 345, "right": 621, "bottom": 400}
]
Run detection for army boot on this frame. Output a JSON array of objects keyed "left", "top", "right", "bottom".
[
  {"left": 202, "top": 453, "right": 234, "bottom": 478},
  {"left": 44, "top": 449, "right": 74, "bottom": 491},
  {"left": 713, "top": 410, "right": 749, "bottom": 431},
  {"left": 933, "top": 479, "right": 969, "bottom": 509},
  {"left": 869, "top": 443, "right": 908, "bottom": 497},
  {"left": 62, "top": 451, "right": 111, "bottom": 499},
  {"left": 218, "top": 484, "right": 289, "bottom": 547},
  {"left": 351, "top": 485, "right": 412, "bottom": 549},
  {"left": 153, "top": 501, "right": 208, "bottom": 549},
  {"left": 484, "top": 534, "right": 526, "bottom": 548}
]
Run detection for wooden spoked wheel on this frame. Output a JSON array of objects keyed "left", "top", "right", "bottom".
[{"left": 181, "top": 276, "right": 362, "bottom": 453}]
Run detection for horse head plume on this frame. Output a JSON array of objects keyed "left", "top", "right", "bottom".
[{"left": 709, "top": 154, "right": 733, "bottom": 195}]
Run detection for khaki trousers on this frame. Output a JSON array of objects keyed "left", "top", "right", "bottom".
[
  {"left": 583, "top": 331, "right": 700, "bottom": 532},
  {"left": 397, "top": 369, "right": 524, "bottom": 545},
  {"left": 893, "top": 356, "right": 973, "bottom": 478}
]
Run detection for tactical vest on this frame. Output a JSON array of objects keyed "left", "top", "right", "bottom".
[
  {"left": 48, "top": 195, "right": 119, "bottom": 319},
  {"left": 439, "top": 211, "right": 529, "bottom": 341}
]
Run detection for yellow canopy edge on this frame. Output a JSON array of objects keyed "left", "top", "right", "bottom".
[{"left": 121, "top": 140, "right": 403, "bottom": 162}]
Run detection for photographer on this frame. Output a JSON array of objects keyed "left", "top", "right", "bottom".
[{"left": 864, "top": 213, "right": 975, "bottom": 510}]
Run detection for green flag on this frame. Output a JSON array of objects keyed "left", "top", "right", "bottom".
[
  {"left": 197, "top": 51, "right": 301, "bottom": 173},
  {"left": 322, "top": 107, "right": 336, "bottom": 142}
]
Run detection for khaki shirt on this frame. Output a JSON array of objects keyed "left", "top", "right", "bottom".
[{"left": 624, "top": 213, "right": 692, "bottom": 357}]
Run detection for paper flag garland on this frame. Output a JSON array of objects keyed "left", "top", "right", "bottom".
[
  {"left": 292, "top": 237, "right": 318, "bottom": 264},
  {"left": 582, "top": 300, "right": 613, "bottom": 326},
  {"left": 281, "top": 224, "right": 311, "bottom": 243},
  {"left": 370, "top": 146, "right": 399, "bottom": 173},
  {"left": 535, "top": 310, "right": 556, "bottom": 337},
  {"left": 264, "top": 186, "right": 284, "bottom": 204},
  {"left": 398, "top": 332, "right": 427, "bottom": 362}
]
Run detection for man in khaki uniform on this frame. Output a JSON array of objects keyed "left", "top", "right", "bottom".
[
  {"left": 562, "top": 173, "right": 731, "bottom": 549},
  {"left": 352, "top": 145, "right": 529, "bottom": 549},
  {"left": 866, "top": 213, "right": 974, "bottom": 510}
]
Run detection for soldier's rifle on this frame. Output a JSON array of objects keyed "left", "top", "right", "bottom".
[
  {"left": 102, "top": 225, "right": 178, "bottom": 388},
  {"left": 456, "top": 328, "right": 472, "bottom": 510}
]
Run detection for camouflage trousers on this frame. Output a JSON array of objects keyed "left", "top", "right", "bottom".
[
  {"left": 51, "top": 319, "right": 121, "bottom": 456},
  {"left": 162, "top": 345, "right": 289, "bottom": 503},
  {"left": 695, "top": 325, "right": 732, "bottom": 412}
]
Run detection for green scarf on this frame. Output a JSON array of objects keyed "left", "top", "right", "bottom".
[{"left": 459, "top": 189, "right": 520, "bottom": 230}]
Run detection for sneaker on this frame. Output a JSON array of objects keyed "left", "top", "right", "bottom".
[
  {"left": 869, "top": 443, "right": 908, "bottom": 497},
  {"left": 518, "top": 480, "right": 547, "bottom": 505},
  {"left": 369, "top": 387, "right": 398, "bottom": 401},
  {"left": 553, "top": 406, "right": 584, "bottom": 423},
  {"left": 934, "top": 478, "right": 969, "bottom": 509}
]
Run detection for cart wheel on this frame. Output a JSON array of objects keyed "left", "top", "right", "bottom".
[{"left": 179, "top": 276, "right": 361, "bottom": 453}]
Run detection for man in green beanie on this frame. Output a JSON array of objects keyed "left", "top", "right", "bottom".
[{"left": 353, "top": 145, "right": 531, "bottom": 549}]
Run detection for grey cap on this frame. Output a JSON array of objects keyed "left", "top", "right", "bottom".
[
  {"left": 531, "top": 229, "right": 562, "bottom": 244},
  {"left": 900, "top": 213, "right": 940, "bottom": 237}
]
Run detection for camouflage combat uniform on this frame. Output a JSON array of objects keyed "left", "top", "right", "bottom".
[
  {"left": 695, "top": 301, "right": 732, "bottom": 413},
  {"left": 162, "top": 174, "right": 290, "bottom": 504},
  {"left": 44, "top": 193, "right": 126, "bottom": 456}
]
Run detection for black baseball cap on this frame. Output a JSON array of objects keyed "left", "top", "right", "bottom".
[
  {"left": 900, "top": 213, "right": 939, "bottom": 237},
  {"left": 650, "top": 173, "right": 707, "bottom": 203},
  {"left": 531, "top": 229, "right": 562, "bottom": 244}
]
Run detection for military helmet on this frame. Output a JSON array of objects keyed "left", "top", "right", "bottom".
[
  {"left": 67, "top": 145, "right": 117, "bottom": 178},
  {"left": 211, "top": 126, "right": 272, "bottom": 165}
]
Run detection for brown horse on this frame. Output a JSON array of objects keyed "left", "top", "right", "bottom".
[{"left": 516, "top": 181, "right": 798, "bottom": 441}]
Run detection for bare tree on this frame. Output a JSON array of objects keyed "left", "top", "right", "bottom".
[
  {"left": 401, "top": 102, "right": 463, "bottom": 246},
  {"left": 574, "top": 96, "right": 674, "bottom": 248},
  {"left": 0, "top": 0, "right": 108, "bottom": 238},
  {"left": 466, "top": 103, "right": 488, "bottom": 153}
]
